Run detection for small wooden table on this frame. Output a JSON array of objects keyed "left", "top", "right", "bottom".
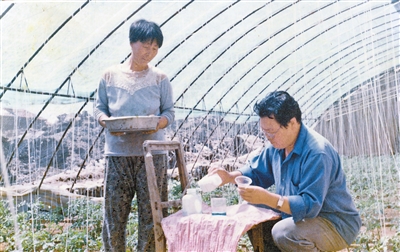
[{"left": 161, "top": 203, "right": 280, "bottom": 252}]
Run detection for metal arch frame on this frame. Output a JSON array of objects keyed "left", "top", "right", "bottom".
[
  {"left": 0, "top": 86, "right": 95, "bottom": 101},
  {"left": 1, "top": 1, "right": 198, "bottom": 185},
  {"left": 38, "top": 1, "right": 204, "bottom": 188},
  {"left": 0, "top": 2, "right": 14, "bottom": 19},
  {"left": 171, "top": 1, "right": 332, "bottom": 142},
  {"left": 36, "top": 96, "right": 95, "bottom": 189},
  {"left": 189, "top": 70, "right": 290, "bottom": 170},
  {"left": 1, "top": 0, "right": 154, "bottom": 184},
  {"left": 0, "top": 1, "right": 90, "bottom": 100},
  {"left": 2, "top": 1, "right": 207, "bottom": 186},
  {"left": 172, "top": 0, "right": 385, "bottom": 150},
  {"left": 168, "top": 1, "right": 394, "bottom": 136},
  {"left": 69, "top": 1, "right": 197, "bottom": 190},
  {"left": 170, "top": 1, "right": 292, "bottom": 107},
  {"left": 0, "top": 0, "right": 356, "bottom": 133},
  {"left": 290, "top": 3, "right": 396, "bottom": 114},
  {"left": 288, "top": 15, "right": 400, "bottom": 109},
  {"left": 1, "top": 0, "right": 396, "bottom": 129},
  {"left": 309, "top": 49, "right": 400, "bottom": 125},
  {"left": 169, "top": 1, "right": 397, "bottom": 171},
  {"left": 272, "top": 1, "right": 372, "bottom": 96},
  {"left": 191, "top": 0, "right": 362, "bottom": 122},
  {"left": 156, "top": 0, "right": 241, "bottom": 69},
  {"left": 180, "top": 0, "right": 396, "bottom": 134},
  {"left": 316, "top": 67, "right": 399, "bottom": 125},
  {"left": 299, "top": 15, "right": 399, "bottom": 118},
  {"left": 166, "top": 1, "right": 345, "bottom": 167},
  {"left": 304, "top": 34, "right": 399, "bottom": 116},
  {"left": 170, "top": 1, "right": 299, "bottom": 138},
  {"left": 69, "top": 1, "right": 197, "bottom": 191},
  {"left": 305, "top": 45, "right": 399, "bottom": 119},
  {"left": 1, "top": 1, "right": 92, "bottom": 183},
  {"left": 0, "top": 1, "right": 398, "bottom": 185}
]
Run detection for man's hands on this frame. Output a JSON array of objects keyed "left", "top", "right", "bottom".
[
  {"left": 237, "top": 185, "right": 269, "bottom": 205},
  {"left": 238, "top": 186, "right": 291, "bottom": 214},
  {"left": 207, "top": 164, "right": 290, "bottom": 214},
  {"left": 207, "top": 166, "right": 270, "bottom": 206},
  {"left": 207, "top": 165, "right": 241, "bottom": 186}
]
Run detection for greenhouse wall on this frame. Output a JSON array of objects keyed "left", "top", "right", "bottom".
[{"left": 315, "top": 67, "right": 400, "bottom": 156}]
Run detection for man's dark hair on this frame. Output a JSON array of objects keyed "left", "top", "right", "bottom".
[
  {"left": 129, "top": 19, "right": 163, "bottom": 48},
  {"left": 253, "top": 91, "right": 302, "bottom": 127}
]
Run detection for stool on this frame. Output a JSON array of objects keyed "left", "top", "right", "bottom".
[{"left": 143, "top": 140, "right": 189, "bottom": 252}]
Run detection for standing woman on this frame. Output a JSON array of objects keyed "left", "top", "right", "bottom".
[{"left": 94, "top": 19, "right": 175, "bottom": 251}]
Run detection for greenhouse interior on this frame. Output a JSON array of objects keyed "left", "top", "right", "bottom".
[{"left": 1, "top": 1, "right": 399, "bottom": 251}]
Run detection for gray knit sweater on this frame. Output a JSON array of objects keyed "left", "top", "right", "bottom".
[{"left": 94, "top": 62, "right": 175, "bottom": 156}]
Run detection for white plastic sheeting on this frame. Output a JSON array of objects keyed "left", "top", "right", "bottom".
[{"left": 1, "top": 1, "right": 399, "bottom": 124}]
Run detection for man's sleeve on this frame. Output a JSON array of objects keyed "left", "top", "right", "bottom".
[
  {"left": 239, "top": 149, "right": 275, "bottom": 189},
  {"left": 288, "top": 152, "right": 332, "bottom": 222}
]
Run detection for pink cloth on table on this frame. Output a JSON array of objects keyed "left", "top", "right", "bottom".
[{"left": 161, "top": 203, "right": 280, "bottom": 252}]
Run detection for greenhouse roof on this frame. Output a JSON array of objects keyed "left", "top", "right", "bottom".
[{"left": 1, "top": 1, "right": 399, "bottom": 125}]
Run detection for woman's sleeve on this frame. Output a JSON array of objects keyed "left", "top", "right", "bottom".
[
  {"left": 94, "top": 78, "right": 110, "bottom": 121},
  {"left": 159, "top": 77, "right": 175, "bottom": 126}
]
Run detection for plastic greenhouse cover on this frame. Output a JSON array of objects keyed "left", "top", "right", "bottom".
[{"left": 1, "top": 1, "right": 399, "bottom": 125}]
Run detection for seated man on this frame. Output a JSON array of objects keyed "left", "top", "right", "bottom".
[{"left": 209, "top": 91, "right": 361, "bottom": 251}]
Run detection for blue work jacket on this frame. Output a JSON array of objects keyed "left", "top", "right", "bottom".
[{"left": 239, "top": 123, "right": 361, "bottom": 245}]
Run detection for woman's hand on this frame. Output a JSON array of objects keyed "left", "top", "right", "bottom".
[
  {"left": 98, "top": 114, "right": 109, "bottom": 128},
  {"left": 99, "top": 115, "right": 126, "bottom": 135},
  {"left": 110, "top": 132, "right": 126, "bottom": 136},
  {"left": 143, "top": 125, "right": 159, "bottom": 135},
  {"left": 143, "top": 116, "right": 168, "bottom": 134}
]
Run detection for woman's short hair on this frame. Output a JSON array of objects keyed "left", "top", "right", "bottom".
[
  {"left": 129, "top": 19, "right": 163, "bottom": 48},
  {"left": 253, "top": 91, "right": 302, "bottom": 127}
]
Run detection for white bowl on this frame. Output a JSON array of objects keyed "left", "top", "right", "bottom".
[{"left": 103, "top": 116, "right": 160, "bottom": 133}]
